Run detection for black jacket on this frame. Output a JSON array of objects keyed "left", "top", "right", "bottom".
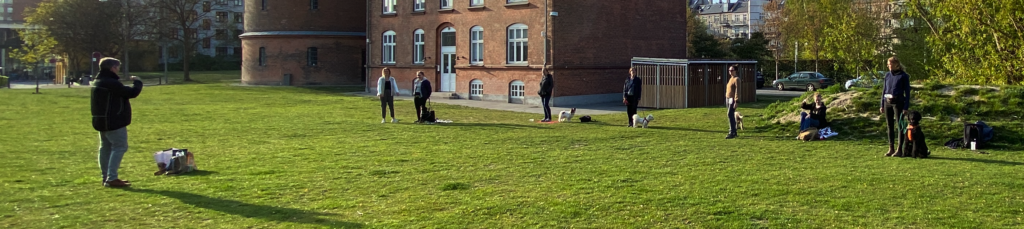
[
  {"left": 91, "top": 70, "right": 143, "bottom": 131},
  {"left": 801, "top": 102, "right": 829, "bottom": 128},
  {"left": 538, "top": 74, "right": 554, "bottom": 97},
  {"left": 623, "top": 77, "right": 642, "bottom": 100},
  {"left": 418, "top": 79, "right": 433, "bottom": 99}
]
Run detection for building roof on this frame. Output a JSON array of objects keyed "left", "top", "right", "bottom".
[{"left": 695, "top": 1, "right": 753, "bottom": 15}]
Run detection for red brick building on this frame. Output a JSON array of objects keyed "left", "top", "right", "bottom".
[
  {"left": 369, "top": 0, "right": 687, "bottom": 105},
  {"left": 240, "top": 0, "right": 366, "bottom": 86}
]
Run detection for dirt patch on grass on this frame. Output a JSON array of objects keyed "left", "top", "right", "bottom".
[
  {"left": 937, "top": 85, "right": 1000, "bottom": 96},
  {"left": 771, "top": 91, "right": 864, "bottom": 124}
]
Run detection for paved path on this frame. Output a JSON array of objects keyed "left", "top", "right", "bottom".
[
  {"left": 756, "top": 88, "right": 804, "bottom": 97},
  {"left": 6, "top": 81, "right": 84, "bottom": 89},
  {"left": 347, "top": 92, "right": 648, "bottom": 115}
]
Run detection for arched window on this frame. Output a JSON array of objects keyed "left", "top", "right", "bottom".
[
  {"left": 506, "top": 24, "right": 528, "bottom": 64},
  {"left": 413, "top": 29, "right": 425, "bottom": 64},
  {"left": 509, "top": 80, "right": 525, "bottom": 103},
  {"left": 470, "top": 26, "right": 483, "bottom": 65},
  {"left": 470, "top": 79, "right": 484, "bottom": 100},
  {"left": 382, "top": 31, "right": 396, "bottom": 64}
]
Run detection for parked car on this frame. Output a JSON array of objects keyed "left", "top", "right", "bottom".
[
  {"left": 845, "top": 71, "right": 885, "bottom": 89},
  {"left": 755, "top": 71, "right": 765, "bottom": 89},
  {"left": 772, "top": 71, "right": 835, "bottom": 91}
]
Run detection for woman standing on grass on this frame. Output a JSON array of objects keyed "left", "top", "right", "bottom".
[
  {"left": 377, "top": 68, "right": 399, "bottom": 123},
  {"left": 880, "top": 56, "right": 911, "bottom": 157}
]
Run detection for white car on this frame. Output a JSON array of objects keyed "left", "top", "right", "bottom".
[{"left": 845, "top": 71, "right": 884, "bottom": 89}]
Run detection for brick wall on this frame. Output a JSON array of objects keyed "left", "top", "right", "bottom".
[
  {"left": 242, "top": 36, "right": 364, "bottom": 86},
  {"left": 550, "top": 0, "right": 687, "bottom": 96},
  {"left": 245, "top": 0, "right": 365, "bottom": 32}
]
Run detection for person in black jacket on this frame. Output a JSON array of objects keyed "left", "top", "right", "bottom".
[
  {"left": 90, "top": 57, "right": 143, "bottom": 188},
  {"left": 538, "top": 68, "right": 554, "bottom": 122},
  {"left": 880, "top": 56, "right": 911, "bottom": 157},
  {"left": 413, "top": 71, "right": 432, "bottom": 123},
  {"left": 623, "top": 67, "right": 642, "bottom": 127},
  {"left": 799, "top": 92, "right": 828, "bottom": 131}
]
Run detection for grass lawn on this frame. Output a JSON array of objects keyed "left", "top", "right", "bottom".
[{"left": 1, "top": 72, "right": 1023, "bottom": 228}]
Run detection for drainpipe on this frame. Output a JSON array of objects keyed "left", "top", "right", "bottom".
[{"left": 365, "top": 0, "right": 371, "bottom": 93}]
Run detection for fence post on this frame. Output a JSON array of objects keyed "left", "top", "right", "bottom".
[
  {"left": 684, "top": 64, "right": 689, "bottom": 108},
  {"left": 655, "top": 64, "right": 661, "bottom": 109}
]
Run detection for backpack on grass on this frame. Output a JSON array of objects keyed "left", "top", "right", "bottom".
[
  {"left": 420, "top": 100, "right": 436, "bottom": 123},
  {"left": 154, "top": 148, "right": 197, "bottom": 175}
]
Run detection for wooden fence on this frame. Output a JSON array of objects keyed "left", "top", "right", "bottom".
[{"left": 632, "top": 58, "right": 757, "bottom": 109}]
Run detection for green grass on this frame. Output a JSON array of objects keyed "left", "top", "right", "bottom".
[{"left": 2, "top": 72, "right": 1024, "bottom": 228}]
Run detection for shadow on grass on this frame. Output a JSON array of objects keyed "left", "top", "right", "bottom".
[
  {"left": 436, "top": 122, "right": 552, "bottom": 129},
  {"left": 173, "top": 170, "right": 218, "bottom": 176},
  {"left": 646, "top": 126, "right": 730, "bottom": 133},
  {"left": 928, "top": 157, "right": 1024, "bottom": 166},
  {"left": 125, "top": 189, "right": 363, "bottom": 228}
]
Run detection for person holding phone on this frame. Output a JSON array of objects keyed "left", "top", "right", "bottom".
[{"left": 880, "top": 56, "right": 911, "bottom": 157}]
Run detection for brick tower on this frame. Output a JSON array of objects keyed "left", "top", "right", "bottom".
[{"left": 240, "top": 0, "right": 367, "bottom": 86}]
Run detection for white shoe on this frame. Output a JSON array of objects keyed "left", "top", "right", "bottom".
[
  {"left": 381, "top": 119, "right": 386, "bottom": 123},
  {"left": 391, "top": 118, "right": 399, "bottom": 123}
]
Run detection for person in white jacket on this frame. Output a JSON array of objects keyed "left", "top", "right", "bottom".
[{"left": 377, "top": 68, "right": 400, "bottom": 123}]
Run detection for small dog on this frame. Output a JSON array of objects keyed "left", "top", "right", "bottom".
[
  {"left": 558, "top": 108, "right": 576, "bottom": 122},
  {"left": 903, "top": 110, "right": 930, "bottom": 158},
  {"left": 735, "top": 111, "right": 744, "bottom": 130},
  {"left": 632, "top": 114, "right": 655, "bottom": 128}
]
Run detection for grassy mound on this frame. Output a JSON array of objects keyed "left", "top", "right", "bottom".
[{"left": 759, "top": 83, "right": 1024, "bottom": 150}]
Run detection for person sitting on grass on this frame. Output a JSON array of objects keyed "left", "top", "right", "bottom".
[{"left": 799, "top": 92, "right": 828, "bottom": 131}]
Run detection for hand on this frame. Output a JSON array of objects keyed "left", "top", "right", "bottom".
[
  {"left": 377, "top": 95, "right": 382, "bottom": 99},
  {"left": 879, "top": 108, "right": 884, "bottom": 114},
  {"left": 130, "top": 76, "right": 139, "bottom": 81},
  {"left": 623, "top": 98, "right": 628, "bottom": 105}
]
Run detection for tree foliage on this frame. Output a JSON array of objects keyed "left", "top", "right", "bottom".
[
  {"left": 149, "top": 0, "right": 231, "bottom": 81},
  {"left": 905, "top": 0, "right": 1024, "bottom": 85},
  {"left": 8, "top": 29, "right": 57, "bottom": 69},
  {"left": 688, "top": 11, "right": 730, "bottom": 59}
]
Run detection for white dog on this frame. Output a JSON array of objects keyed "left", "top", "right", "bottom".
[
  {"left": 632, "top": 114, "right": 654, "bottom": 128},
  {"left": 558, "top": 108, "right": 576, "bottom": 122}
]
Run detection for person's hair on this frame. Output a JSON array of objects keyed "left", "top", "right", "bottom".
[
  {"left": 98, "top": 57, "right": 120, "bottom": 71},
  {"left": 382, "top": 67, "right": 391, "bottom": 76},
  {"left": 888, "top": 56, "right": 904, "bottom": 71},
  {"left": 813, "top": 92, "right": 821, "bottom": 99},
  {"left": 416, "top": 71, "right": 424, "bottom": 76}
]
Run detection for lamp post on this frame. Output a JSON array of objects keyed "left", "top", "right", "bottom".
[{"left": 99, "top": 0, "right": 129, "bottom": 77}]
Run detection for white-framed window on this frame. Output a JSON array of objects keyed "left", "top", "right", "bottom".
[
  {"left": 382, "top": 31, "right": 396, "bottom": 64},
  {"left": 383, "top": 0, "right": 396, "bottom": 13},
  {"left": 510, "top": 80, "right": 525, "bottom": 99},
  {"left": 506, "top": 24, "right": 528, "bottom": 64},
  {"left": 470, "top": 79, "right": 483, "bottom": 98},
  {"left": 441, "top": 0, "right": 451, "bottom": 9},
  {"left": 471, "top": 0, "right": 484, "bottom": 6},
  {"left": 414, "top": 0, "right": 425, "bottom": 11},
  {"left": 470, "top": 26, "right": 483, "bottom": 65},
  {"left": 413, "top": 29, "right": 425, "bottom": 64},
  {"left": 508, "top": 0, "right": 527, "bottom": 3}
]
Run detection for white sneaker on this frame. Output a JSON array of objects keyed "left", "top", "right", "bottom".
[
  {"left": 381, "top": 119, "right": 386, "bottom": 123},
  {"left": 391, "top": 118, "right": 399, "bottom": 123}
]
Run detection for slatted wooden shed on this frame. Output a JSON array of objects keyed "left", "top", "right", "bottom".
[{"left": 630, "top": 58, "right": 758, "bottom": 109}]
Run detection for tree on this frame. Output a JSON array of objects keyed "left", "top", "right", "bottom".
[
  {"left": 905, "top": 0, "right": 1024, "bottom": 85},
  {"left": 23, "top": 0, "right": 153, "bottom": 78},
  {"left": 688, "top": 13, "right": 729, "bottom": 59},
  {"left": 150, "top": 0, "right": 225, "bottom": 81},
  {"left": 783, "top": 0, "right": 826, "bottom": 72},
  {"left": 762, "top": 0, "right": 788, "bottom": 80},
  {"left": 730, "top": 32, "right": 770, "bottom": 60},
  {"left": 8, "top": 29, "right": 57, "bottom": 93},
  {"left": 819, "top": 0, "right": 889, "bottom": 82}
]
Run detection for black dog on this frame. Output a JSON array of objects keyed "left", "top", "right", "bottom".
[{"left": 903, "top": 110, "right": 930, "bottom": 158}]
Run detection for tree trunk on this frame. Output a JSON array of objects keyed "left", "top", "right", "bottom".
[{"left": 183, "top": 52, "right": 191, "bottom": 81}]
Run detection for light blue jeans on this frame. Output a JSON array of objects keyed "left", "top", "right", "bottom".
[{"left": 98, "top": 127, "right": 129, "bottom": 181}]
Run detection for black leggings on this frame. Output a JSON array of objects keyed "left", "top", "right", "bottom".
[
  {"left": 381, "top": 93, "right": 395, "bottom": 119},
  {"left": 884, "top": 102, "right": 906, "bottom": 152}
]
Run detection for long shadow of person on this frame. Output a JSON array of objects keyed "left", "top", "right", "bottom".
[{"left": 126, "top": 189, "right": 363, "bottom": 228}]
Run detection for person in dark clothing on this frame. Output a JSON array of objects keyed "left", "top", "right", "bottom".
[
  {"left": 799, "top": 92, "right": 828, "bottom": 131},
  {"left": 623, "top": 67, "right": 643, "bottom": 127},
  {"left": 880, "top": 56, "right": 912, "bottom": 157},
  {"left": 538, "top": 68, "right": 554, "bottom": 122},
  {"left": 90, "top": 57, "right": 143, "bottom": 188},
  {"left": 413, "top": 71, "right": 432, "bottom": 123}
]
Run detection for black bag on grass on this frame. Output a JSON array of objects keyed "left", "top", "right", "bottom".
[{"left": 420, "top": 100, "right": 436, "bottom": 123}]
